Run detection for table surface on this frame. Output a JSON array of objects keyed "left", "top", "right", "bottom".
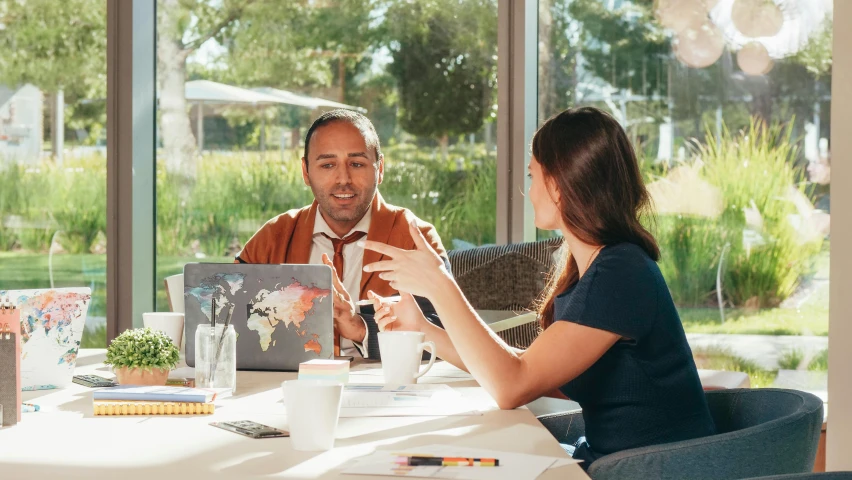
[{"left": 0, "top": 349, "right": 589, "bottom": 480}]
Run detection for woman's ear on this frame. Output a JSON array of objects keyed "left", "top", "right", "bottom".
[{"left": 545, "top": 175, "right": 562, "bottom": 206}]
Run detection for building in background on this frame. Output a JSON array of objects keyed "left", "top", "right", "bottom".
[{"left": 0, "top": 84, "right": 43, "bottom": 164}]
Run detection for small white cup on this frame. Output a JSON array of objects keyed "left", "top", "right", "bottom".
[
  {"left": 142, "top": 312, "right": 185, "bottom": 349},
  {"left": 282, "top": 380, "right": 344, "bottom": 451},
  {"left": 378, "top": 331, "right": 436, "bottom": 385}
]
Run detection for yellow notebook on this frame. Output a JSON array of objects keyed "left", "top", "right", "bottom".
[{"left": 93, "top": 400, "right": 215, "bottom": 416}]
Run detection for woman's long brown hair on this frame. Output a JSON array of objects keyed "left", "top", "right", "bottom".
[{"left": 535, "top": 107, "right": 660, "bottom": 329}]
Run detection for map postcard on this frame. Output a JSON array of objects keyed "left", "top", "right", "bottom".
[{"left": 184, "top": 263, "right": 334, "bottom": 371}]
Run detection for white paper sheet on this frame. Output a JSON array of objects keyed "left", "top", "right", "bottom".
[
  {"left": 345, "top": 384, "right": 455, "bottom": 393},
  {"left": 342, "top": 384, "right": 462, "bottom": 409},
  {"left": 339, "top": 407, "right": 482, "bottom": 417},
  {"left": 341, "top": 444, "right": 580, "bottom": 479}
]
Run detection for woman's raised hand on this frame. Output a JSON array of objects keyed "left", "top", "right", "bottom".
[{"left": 360, "top": 219, "right": 450, "bottom": 300}]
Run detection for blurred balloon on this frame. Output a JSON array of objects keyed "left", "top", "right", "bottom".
[
  {"left": 655, "top": 0, "right": 708, "bottom": 33},
  {"left": 731, "top": 0, "right": 784, "bottom": 37},
  {"left": 737, "top": 41, "right": 774, "bottom": 75},
  {"left": 675, "top": 22, "right": 726, "bottom": 68}
]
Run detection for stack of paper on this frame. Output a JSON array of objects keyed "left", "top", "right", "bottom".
[
  {"left": 340, "top": 384, "right": 481, "bottom": 417},
  {"left": 342, "top": 444, "right": 581, "bottom": 479},
  {"left": 299, "top": 359, "right": 350, "bottom": 384}
]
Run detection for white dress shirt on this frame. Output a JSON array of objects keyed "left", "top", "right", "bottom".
[{"left": 308, "top": 209, "right": 372, "bottom": 357}]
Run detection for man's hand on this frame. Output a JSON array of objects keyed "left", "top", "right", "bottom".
[{"left": 322, "top": 253, "right": 367, "bottom": 342}]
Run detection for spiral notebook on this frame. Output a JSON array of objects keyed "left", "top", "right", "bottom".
[
  {"left": 0, "top": 299, "right": 22, "bottom": 427},
  {"left": 93, "top": 400, "right": 215, "bottom": 416}
]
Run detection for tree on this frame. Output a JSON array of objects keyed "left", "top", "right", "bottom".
[
  {"left": 0, "top": 0, "right": 106, "bottom": 159},
  {"left": 157, "top": 0, "right": 261, "bottom": 177},
  {"left": 384, "top": 0, "right": 497, "bottom": 155},
  {"left": 158, "top": 0, "right": 380, "bottom": 176}
]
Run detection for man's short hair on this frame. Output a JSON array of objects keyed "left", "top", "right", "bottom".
[{"left": 303, "top": 109, "right": 382, "bottom": 166}]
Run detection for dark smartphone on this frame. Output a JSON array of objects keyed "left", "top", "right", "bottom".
[
  {"left": 210, "top": 420, "right": 289, "bottom": 439},
  {"left": 72, "top": 374, "right": 116, "bottom": 388},
  {"left": 334, "top": 355, "right": 355, "bottom": 363}
]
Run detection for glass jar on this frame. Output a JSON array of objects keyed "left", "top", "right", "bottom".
[{"left": 194, "top": 324, "right": 236, "bottom": 393}]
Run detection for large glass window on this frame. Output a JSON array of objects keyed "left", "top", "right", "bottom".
[
  {"left": 0, "top": 0, "right": 108, "bottom": 347},
  {"left": 154, "top": 0, "right": 498, "bottom": 311},
  {"left": 538, "top": 0, "right": 832, "bottom": 393}
]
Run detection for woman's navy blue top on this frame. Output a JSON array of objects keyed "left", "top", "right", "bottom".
[{"left": 555, "top": 243, "right": 715, "bottom": 463}]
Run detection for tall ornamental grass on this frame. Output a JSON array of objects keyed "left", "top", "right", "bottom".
[{"left": 654, "top": 119, "right": 823, "bottom": 307}]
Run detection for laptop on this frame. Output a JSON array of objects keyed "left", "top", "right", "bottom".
[
  {"left": 183, "top": 263, "right": 334, "bottom": 371},
  {"left": 0, "top": 287, "right": 92, "bottom": 390}
]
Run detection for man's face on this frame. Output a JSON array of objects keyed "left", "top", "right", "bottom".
[{"left": 302, "top": 121, "right": 384, "bottom": 231}]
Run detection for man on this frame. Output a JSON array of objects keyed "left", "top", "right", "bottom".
[{"left": 236, "top": 109, "right": 449, "bottom": 359}]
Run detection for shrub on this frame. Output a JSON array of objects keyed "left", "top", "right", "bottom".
[
  {"left": 699, "top": 119, "right": 822, "bottom": 307},
  {"left": 653, "top": 119, "right": 823, "bottom": 307}
]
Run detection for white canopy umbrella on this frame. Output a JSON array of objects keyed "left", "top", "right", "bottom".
[
  {"left": 252, "top": 87, "right": 367, "bottom": 113},
  {"left": 184, "top": 80, "right": 367, "bottom": 152}
]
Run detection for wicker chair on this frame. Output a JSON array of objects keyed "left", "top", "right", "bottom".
[{"left": 447, "top": 238, "right": 563, "bottom": 348}]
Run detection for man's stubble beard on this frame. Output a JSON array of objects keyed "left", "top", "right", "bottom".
[{"left": 315, "top": 185, "right": 377, "bottom": 224}]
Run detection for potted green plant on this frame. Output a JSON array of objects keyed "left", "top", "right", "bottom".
[{"left": 105, "top": 327, "right": 180, "bottom": 385}]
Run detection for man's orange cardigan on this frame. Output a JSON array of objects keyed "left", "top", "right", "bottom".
[{"left": 235, "top": 193, "right": 450, "bottom": 359}]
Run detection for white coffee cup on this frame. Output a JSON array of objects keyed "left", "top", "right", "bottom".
[
  {"left": 282, "top": 380, "right": 344, "bottom": 451},
  {"left": 142, "top": 312, "right": 185, "bottom": 349},
  {"left": 377, "top": 331, "right": 436, "bottom": 384}
]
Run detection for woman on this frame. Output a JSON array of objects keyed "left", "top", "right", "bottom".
[{"left": 359, "top": 107, "right": 715, "bottom": 468}]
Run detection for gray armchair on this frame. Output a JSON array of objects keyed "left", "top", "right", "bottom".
[
  {"left": 748, "top": 474, "right": 852, "bottom": 480},
  {"left": 537, "top": 388, "right": 824, "bottom": 480}
]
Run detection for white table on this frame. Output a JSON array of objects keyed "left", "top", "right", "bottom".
[{"left": 1, "top": 349, "right": 589, "bottom": 479}]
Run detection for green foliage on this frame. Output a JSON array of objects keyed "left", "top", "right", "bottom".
[
  {"left": 654, "top": 119, "right": 823, "bottom": 307},
  {"left": 81, "top": 323, "right": 106, "bottom": 349},
  {"left": 105, "top": 327, "right": 180, "bottom": 372},
  {"left": 692, "top": 346, "right": 777, "bottom": 388},
  {"left": 778, "top": 349, "right": 805, "bottom": 370},
  {"left": 0, "top": 0, "right": 106, "bottom": 99},
  {"left": 385, "top": 0, "right": 497, "bottom": 141},
  {"left": 567, "top": 0, "right": 669, "bottom": 96},
  {"left": 0, "top": 157, "right": 107, "bottom": 254},
  {"left": 699, "top": 119, "right": 822, "bottom": 307},
  {"left": 653, "top": 216, "right": 725, "bottom": 307},
  {"left": 791, "top": 16, "right": 833, "bottom": 78},
  {"left": 808, "top": 349, "right": 828, "bottom": 372}
]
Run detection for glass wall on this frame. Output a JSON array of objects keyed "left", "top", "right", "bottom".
[
  {"left": 0, "top": 0, "right": 108, "bottom": 347},
  {"left": 538, "top": 0, "right": 832, "bottom": 392},
  {"left": 154, "top": 0, "right": 498, "bottom": 311}
]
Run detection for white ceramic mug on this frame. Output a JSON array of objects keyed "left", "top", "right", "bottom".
[
  {"left": 282, "top": 380, "right": 344, "bottom": 451},
  {"left": 377, "top": 331, "right": 436, "bottom": 384},
  {"left": 142, "top": 312, "right": 185, "bottom": 349}
]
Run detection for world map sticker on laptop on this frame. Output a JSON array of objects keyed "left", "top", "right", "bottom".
[
  {"left": 183, "top": 264, "right": 334, "bottom": 371},
  {"left": 0, "top": 288, "right": 92, "bottom": 390}
]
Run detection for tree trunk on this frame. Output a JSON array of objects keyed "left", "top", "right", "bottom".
[
  {"left": 157, "top": 0, "right": 197, "bottom": 178},
  {"left": 51, "top": 90, "right": 64, "bottom": 165},
  {"left": 439, "top": 134, "right": 449, "bottom": 160},
  {"left": 291, "top": 127, "right": 301, "bottom": 152}
]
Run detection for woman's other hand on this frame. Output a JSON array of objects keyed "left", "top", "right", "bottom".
[{"left": 369, "top": 290, "right": 428, "bottom": 332}]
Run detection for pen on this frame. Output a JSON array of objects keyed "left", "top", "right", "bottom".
[{"left": 394, "top": 456, "right": 499, "bottom": 467}]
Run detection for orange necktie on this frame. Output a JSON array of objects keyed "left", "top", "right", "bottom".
[{"left": 322, "top": 231, "right": 367, "bottom": 356}]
